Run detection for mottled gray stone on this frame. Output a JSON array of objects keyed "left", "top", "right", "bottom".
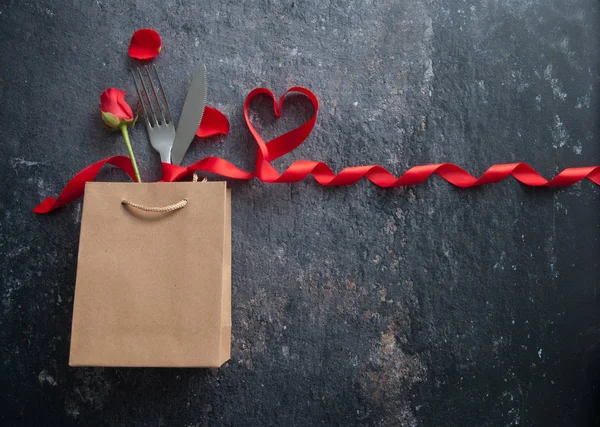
[{"left": 1, "top": 0, "right": 599, "bottom": 425}]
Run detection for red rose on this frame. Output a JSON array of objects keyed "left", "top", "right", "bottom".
[
  {"left": 98, "top": 88, "right": 142, "bottom": 182},
  {"left": 99, "top": 88, "right": 135, "bottom": 130}
]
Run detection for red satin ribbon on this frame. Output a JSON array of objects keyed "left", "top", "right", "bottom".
[
  {"left": 33, "top": 156, "right": 137, "bottom": 213},
  {"left": 33, "top": 86, "right": 600, "bottom": 214}
]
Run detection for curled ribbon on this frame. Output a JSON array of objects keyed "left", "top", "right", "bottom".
[{"left": 33, "top": 87, "right": 600, "bottom": 214}]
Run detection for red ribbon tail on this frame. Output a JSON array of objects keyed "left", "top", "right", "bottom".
[
  {"left": 32, "top": 197, "right": 59, "bottom": 214},
  {"left": 32, "top": 156, "right": 137, "bottom": 214}
]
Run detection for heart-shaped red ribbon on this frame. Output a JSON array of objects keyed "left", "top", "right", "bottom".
[
  {"left": 33, "top": 86, "right": 600, "bottom": 213},
  {"left": 161, "top": 86, "right": 319, "bottom": 183}
]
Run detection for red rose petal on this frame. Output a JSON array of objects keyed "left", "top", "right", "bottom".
[
  {"left": 128, "top": 28, "right": 162, "bottom": 60},
  {"left": 115, "top": 89, "right": 134, "bottom": 120},
  {"left": 196, "top": 106, "right": 230, "bottom": 138}
]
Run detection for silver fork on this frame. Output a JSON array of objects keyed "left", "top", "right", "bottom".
[{"left": 132, "top": 65, "right": 175, "bottom": 163}]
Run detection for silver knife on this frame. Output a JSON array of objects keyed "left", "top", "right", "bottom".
[{"left": 170, "top": 64, "right": 208, "bottom": 165}]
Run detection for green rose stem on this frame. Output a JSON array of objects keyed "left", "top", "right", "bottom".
[{"left": 119, "top": 123, "right": 142, "bottom": 183}]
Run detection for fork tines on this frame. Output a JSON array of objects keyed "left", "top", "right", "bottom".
[{"left": 132, "top": 64, "right": 173, "bottom": 128}]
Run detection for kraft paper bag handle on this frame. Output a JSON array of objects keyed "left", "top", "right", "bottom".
[
  {"left": 121, "top": 198, "right": 188, "bottom": 212},
  {"left": 120, "top": 174, "right": 208, "bottom": 213}
]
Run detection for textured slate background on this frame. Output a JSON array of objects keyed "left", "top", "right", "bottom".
[{"left": 1, "top": 0, "right": 599, "bottom": 425}]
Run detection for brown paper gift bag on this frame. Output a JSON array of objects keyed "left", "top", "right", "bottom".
[{"left": 69, "top": 181, "right": 231, "bottom": 368}]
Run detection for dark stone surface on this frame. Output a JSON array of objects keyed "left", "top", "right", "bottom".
[{"left": 1, "top": 0, "right": 599, "bottom": 425}]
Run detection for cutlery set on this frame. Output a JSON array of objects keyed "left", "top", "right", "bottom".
[{"left": 132, "top": 64, "right": 207, "bottom": 165}]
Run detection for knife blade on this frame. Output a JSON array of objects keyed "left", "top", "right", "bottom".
[{"left": 170, "top": 64, "right": 207, "bottom": 165}]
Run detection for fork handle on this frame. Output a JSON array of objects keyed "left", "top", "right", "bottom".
[{"left": 159, "top": 148, "right": 171, "bottom": 164}]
